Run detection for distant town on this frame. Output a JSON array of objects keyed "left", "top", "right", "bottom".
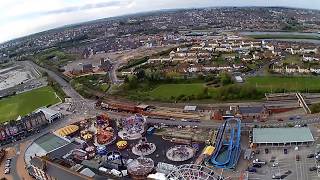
[{"left": 1, "top": 6, "right": 320, "bottom": 180}]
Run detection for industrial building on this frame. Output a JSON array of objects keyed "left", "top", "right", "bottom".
[
  {"left": 252, "top": 127, "right": 314, "bottom": 146},
  {"left": 36, "top": 107, "right": 62, "bottom": 123}
]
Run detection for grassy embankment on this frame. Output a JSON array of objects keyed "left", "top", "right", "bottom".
[
  {"left": 71, "top": 74, "right": 110, "bottom": 99},
  {"left": 122, "top": 76, "right": 320, "bottom": 102}
]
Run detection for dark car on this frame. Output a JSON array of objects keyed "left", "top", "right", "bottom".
[
  {"left": 310, "top": 167, "right": 317, "bottom": 171},
  {"left": 307, "top": 154, "right": 315, "bottom": 158},
  {"left": 253, "top": 163, "right": 262, "bottom": 168},
  {"left": 284, "top": 149, "right": 288, "bottom": 154},
  {"left": 247, "top": 167, "right": 257, "bottom": 173},
  {"left": 284, "top": 170, "right": 292, "bottom": 175},
  {"left": 270, "top": 156, "right": 276, "bottom": 163},
  {"left": 265, "top": 148, "right": 269, "bottom": 154},
  {"left": 296, "top": 155, "right": 300, "bottom": 161}
]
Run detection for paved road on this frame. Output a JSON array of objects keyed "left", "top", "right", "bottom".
[
  {"left": 26, "top": 61, "right": 83, "bottom": 101},
  {"left": 109, "top": 58, "right": 125, "bottom": 85}
]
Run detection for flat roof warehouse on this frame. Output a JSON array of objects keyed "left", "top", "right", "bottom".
[{"left": 253, "top": 127, "right": 314, "bottom": 145}]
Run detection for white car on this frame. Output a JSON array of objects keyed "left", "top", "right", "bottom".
[
  {"left": 272, "top": 162, "right": 279, "bottom": 167},
  {"left": 4, "top": 167, "right": 10, "bottom": 174}
]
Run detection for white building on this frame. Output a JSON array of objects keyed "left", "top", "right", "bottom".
[{"left": 36, "top": 107, "right": 62, "bottom": 123}]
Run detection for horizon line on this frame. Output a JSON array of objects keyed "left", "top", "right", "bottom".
[{"left": 1, "top": 5, "right": 318, "bottom": 45}]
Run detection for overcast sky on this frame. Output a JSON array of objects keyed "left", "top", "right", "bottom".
[{"left": 1, "top": 0, "right": 320, "bottom": 43}]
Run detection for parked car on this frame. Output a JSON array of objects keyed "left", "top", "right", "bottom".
[
  {"left": 284, "top": 170, "right": 292, "bottom": 175},
  {"left": 307, "top": 154, "right": 315, "bottom": 158},
  {"left": 272, "top": 162, "right": 279, "bottom": 167},
  {"left": 4, "top": 167, "right": 10, "bottom": 174},
  {"left": 270, "top": 156, "right": 276, "bottom": 163},
  {"left": 272, "top": 174, "right": 281, "bottom": 179},
  {"left": 277, "top": 118, "right": 283, "bottom": 121},
  {"left": 296, "top": 155, "right": 300, "bottom": 161},
  {"left": 247, "top": 167, "right": 257, "bottom": 173},
  {"left": 310, "top": 167, "right": 317, "bottom": 171},
  {"left": 265, "top": 148, "right": 269, "bottom": 154},
  {"left": 284, "top": 149, "right": 288, "bottom": 154},
  {"left": 253, "top": 163, "right": 262, "bottom": 168}
]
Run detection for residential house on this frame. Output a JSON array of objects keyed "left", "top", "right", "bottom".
[{"left": 99, "top": 58, "right": 112, "bottom": 71}]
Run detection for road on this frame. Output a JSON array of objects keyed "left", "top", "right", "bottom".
[
  {"left": 108, "top": 59, "right": 124, "bottom": 85},
  {"left": 26, "top": 61, "right": 99, "bottom": 114},
  {"left": 26, "top": 61, "right": 83, "bottom": 101}
]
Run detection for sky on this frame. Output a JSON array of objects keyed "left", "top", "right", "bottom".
[{"left": 1, "top": 0, "right": 320, "bottom": 43}]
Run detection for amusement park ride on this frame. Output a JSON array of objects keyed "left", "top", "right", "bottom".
[
  {"left": 51, "top": 110, "right": 241, "bottom": 179},
  {"left": 210, "top": 118, "right": 241, "bottom": 169}
]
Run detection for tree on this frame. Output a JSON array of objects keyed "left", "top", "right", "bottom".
[
  {"left": 219, "top": 72, "right": 233, "bottom": 86},
  {"left": 136, "top": 69, "right": 146, "bottom": 80}
]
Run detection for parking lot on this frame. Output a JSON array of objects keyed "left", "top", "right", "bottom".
[{"left": 248, "top": 145, "right": 319, "bottom": 180}]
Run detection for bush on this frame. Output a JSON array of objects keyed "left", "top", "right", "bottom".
[{"left": 310, "top": 103, "right": 320, "bottom": 114}]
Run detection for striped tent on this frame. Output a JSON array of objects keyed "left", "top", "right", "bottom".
[{"left": 55, "top": 125, "right": 79, "bottom": 137}]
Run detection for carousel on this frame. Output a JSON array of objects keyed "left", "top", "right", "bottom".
[
  {"left": 127, "top": 157, "right": 154, "bottom": 180},
  {"left": 118, "top": 114, "right": 146, "bottom": 140},
  {"left": 166, "top": 145, "right": 195, "bottom": 162},
  {"left": 89, "top": 114, "right": 116, "bottom": 146},
  {"left": 95, "top": 127, "right": 116, "bottom": 145},
  {"left": 132, "top": 137, "right": 156, "bottom": 156}
]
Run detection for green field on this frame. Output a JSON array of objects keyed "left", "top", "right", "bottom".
[
  {"left": 0, "top": 86, "right": 61, "bottom": 123},
  {"left": 149, "top": 83, "right": 206, "bottom": 99},
  {"left": 283, "top": 55, "right": 301, "bottom": 65},
  {"left": 248, "top": 34, "right": 320, "bottom": 40},
  {"left": 246, "top": 76, "right": 320, "bottom": 92},
  {"left": 124, "top": 75, "right": 320, "bottom": 102}
]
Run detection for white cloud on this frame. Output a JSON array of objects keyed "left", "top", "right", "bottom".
[{"left": 1, "top": 0, "right": 320, "bottom": 42}]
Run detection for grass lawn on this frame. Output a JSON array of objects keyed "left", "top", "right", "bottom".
[
  {"left": 283, "top": 55, "right": 302, "bottom": 65},
  {"left": 0, "top": 86, "right": 61, "bottom": 123},
  {"left": 124, "top": 76, "right": 320, "bottom": 102},
  {"left": 246, "top": 76, "right": 320, "bottom": 92},
  {"left": 149, "top": 83, "right": 206, "bottom": 99}
]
